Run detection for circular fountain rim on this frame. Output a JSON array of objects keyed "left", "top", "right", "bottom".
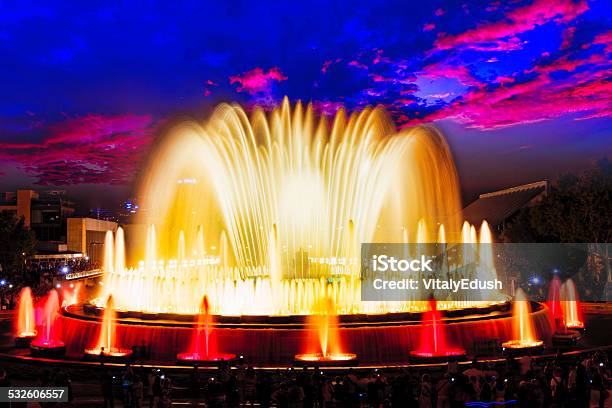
[{"left": 61, "top": 300, "right": 530, "bottom": 329}]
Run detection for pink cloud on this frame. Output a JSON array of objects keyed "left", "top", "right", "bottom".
[
  {"left": 423, "top": 23, "right": 436, "bottom": 32},
  {"left": 372, "top": 49, "right": 391, "bottom": 65},
  {"left": 495, "top": 75, "right": 516, "bottom": 85},
  {"left": 434, "top": 0, "right": 589, "bottom": 52},
  {"left": 560, "top": 26, "right": 576, "bottom": 49},
  {"left": 229, "top": 67, "right": 287, "bottom": 95},
  {"left": 420, "top": 62, "right": 482, "bottom": 87},
  {"left": 592, "top": 30, "right": 612, "bottom": 53},
  {"left": 434, "top": 8, "right": 445, "bottom": 17},
  {"left": 348, "top": 60, "right": 369, "bottom": 70},
  {"left": 0, "top": 114, "right": 155, "bottom": 185},
  {"left": 321, "top": 58, "right": 342, "bottom": 74},
  {"left": 408, "top": 69, "right": 610, "bottom": 130},
  {"left": 321, "top": 60, "right": 333, "bottom": 73},
  {"left": 529, "top": 53, "right": 606, "bottom": 75}
]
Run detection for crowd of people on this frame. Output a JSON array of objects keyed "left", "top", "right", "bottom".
[
  {"left": 0, "top": 349, "right": 609, "bottom": 407},
  {"left": 70, "top": 350, "right": 610, "bottom": 407},
  {"left": 0, "top": 256, "right": 98, "bottom": 310}
]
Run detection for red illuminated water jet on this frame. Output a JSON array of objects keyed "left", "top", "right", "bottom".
[
  {"left": 547, "top": 276, "right": 563, "bottom": 329},
  {"left": 552, "top": 279, "right": 584, "bottom": 345},
  {"left": 15, "top": 287, "right": 36, "bottom": 347},
  {"left": 502, "top": 289, "right": 544, "bottom": 355},
  {"left": 294, "top": 297, "right": 357, "bottom": 365},
  {"left": 177, "top": 296, "right": 236, "bottom": 363},
  {"left": 409, "top": 297, "right": 466, "bottom": 362},
  {"left": 30, "top": 290, "right": 65, "bottom": 356},
  {"left": 84, "top": 295, "right": 133, "bottom": 360}
]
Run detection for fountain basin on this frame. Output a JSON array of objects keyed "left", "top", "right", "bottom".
[
  {"left": 30, "top": 339, "right": 66, "bottom": 357},
  {"left": 58, "top": 301, "right": 554, "bottom": 364},
  {"left": 408, "top": 349, "right": 467, "bottom": 364},
  {"left": 564, "top": 321, "right": 585, "bottom": 334},
  {"left": 83, "top": 347, "right": 134, "bottom": 362},
  {"left": 552, "top": 330, "right": 582, "bottom": 347},
  {"left": 176, "top": 352, "right": 237, "bottom": 365},
  {"left": 15, "top": 332, "right": 37, "bottom": 348},
  {"left": 501, "top": 339, "right": 545, "bottom": 356},
  {"left": 294, "top": 353, "right": 358, "bottom": 366}
]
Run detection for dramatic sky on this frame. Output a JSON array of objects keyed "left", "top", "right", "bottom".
[{"left": 0, "top": 0, "right": 610, "bottom": 208}]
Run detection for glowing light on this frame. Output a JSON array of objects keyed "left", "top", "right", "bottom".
[
  {"left": 295, "top": 297, "right": 356, "bottom": 363},
  {"left": 560, "top": 279, "right": 584, "bottom": 330},
  {"left": 409, "top": 297, "right": 465, "bottom": 359},
  {"left": 502, "top": 289, "right": 544, "bottom": 350},
  {"left": 16, "top": 287, "right": 36, "bottom": 338},
  {"left": 177, "top": 296, "right": 236, "bottom": 362},
  {"left": 84, "top": 295, "right": 132, "bottom": 358},
  {"left": 31, "top": 290, "right": 65, "bottom": 350}
]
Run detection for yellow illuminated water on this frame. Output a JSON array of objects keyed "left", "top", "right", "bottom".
[{"left": 97, "top": 99, "right": 503, "bottom": 315}]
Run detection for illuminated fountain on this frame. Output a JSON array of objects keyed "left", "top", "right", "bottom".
[
  {"left": 502, "top": 289, "right": 544, "bottom": 355},
  {"left": 295, "top": 297, "right": 357, "bottom": 365},
  {"left": 177, "top": 296, "right": 236, "bottom": 364},
  {"left": 560, "top": 279, "right": 584, "bottom": 331},
  {"left": 547, "top": 276, "right": 563, "bottom": 328},
  {"left": 56, "top": 99, "right": 547, "bottom": 364},
  {"left": 30, "top": 290, "right": 65, "bottom": 356},
  {"left": 409, "top": 297, "right": 466, "bottom": 363},
  {"left": 95, "top": 98, "right": 472, "bottom": 315},
  {"left": 15, "top": 287, "right": 36, "bottom": 347},
  {"left": 550, "top": 278, "right": 584, "bottom": 346},
  {"left": 84, "top": 295, "right": 132, "bottom": 360}
]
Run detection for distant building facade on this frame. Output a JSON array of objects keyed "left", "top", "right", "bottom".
[
  {"left": 1, "top": 189, "right": 117, "bottom": 264},
  {"left": 0, "top": 189, "right": 76, "bottom": 242},
  {"left": 67, "top": 218, "right": 117, "bottom": 265}
]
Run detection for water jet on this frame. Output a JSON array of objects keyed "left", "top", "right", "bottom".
[
  {"left": 502, "top": 289, "right": 544, "bottom": 355},
  {"left": 30, "top": 290, "right": 65, "bottom": 356},
  {"left": 409, "top": 297, "right": 466, "bottom": 363},
  {"left": 15, "top": 287, "right": 36, "bottom": 347},
  {"left": 84, "top": 295, "right": 133, "bottom": 361},
  {"left": 176, "top": 296, "right": 236, "bottom": 364}
]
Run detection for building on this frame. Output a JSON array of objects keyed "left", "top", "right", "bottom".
[
  {"left": 462, "top": 181, "right": 548, "bottom": 233},
  {"left": 67, "top": 218, "right": 117, "bottom": 264},
  {"left": 1, "top": 189, "right": 117, "bottom": 264},
  {"left": 0, "top": 189, "right": 76, "bottom": 242}
]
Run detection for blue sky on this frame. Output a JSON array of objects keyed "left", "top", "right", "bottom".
[{"left": 0, "top": 0, "right": 610, "bottom": 206}]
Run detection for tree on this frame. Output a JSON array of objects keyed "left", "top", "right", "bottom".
[
  {"left": 501, "top": 158, "right": 611, "bottom": 244},
  {"left": 0, "top": 212, "right": 37, "bottom": 283},
  {"left": 501, "top": 159, "right": 611, "bottom": 300}
]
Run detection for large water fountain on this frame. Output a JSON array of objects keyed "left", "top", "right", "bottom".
[
  {"left": 96, "top": 98, "right": 466, "bottom": 315},
  {"left": 58, "top": 98, "right": 552, "bottom": 364}
]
